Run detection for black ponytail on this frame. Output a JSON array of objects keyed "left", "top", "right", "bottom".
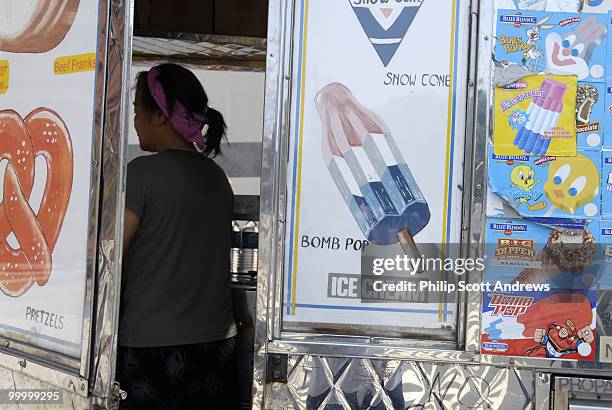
[
  {"left": 135, "top": 63, "right": 227, "bottom": 158},
  {"left": 202, "top": 108, "right": 226, "bottom": 158}
]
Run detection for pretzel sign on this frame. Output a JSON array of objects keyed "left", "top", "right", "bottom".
[{"left": 0, "top": 108, "right": 73, "bottom": 297}]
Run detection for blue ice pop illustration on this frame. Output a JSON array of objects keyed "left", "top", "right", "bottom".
[
  {"left": 514, "top": 93, "right": 543, "bottom": 147},
  {"left": 316, "top": 83, "right": 430, "bottom": 257},
  {"left": 534, "top": 100, "right": 563, "bottom": 156},
  {"left": 515, "top": 78, "right": 567, "bottom": 154}
]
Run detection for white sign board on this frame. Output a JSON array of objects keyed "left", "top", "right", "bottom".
[
  {"left": 0, "top": 0, "right": 101, "bottom": 357},
  {"left": 599, "top": 336, "right": 612, "bottom": 363},
  {"left": 282, "top": 0, "right": 470, "bottom": 332}
]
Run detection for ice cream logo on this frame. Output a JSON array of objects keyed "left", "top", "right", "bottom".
[
  {"left": 489, "top": 222, "right": 528, "bottom": 232},
  {"left": 544, "top": 15, "right": 606, "bottom": 80},
  {"left": 495, "top": 238, "right": 536, "bottom": 260},
  {"left": 350, "top": 0, "right": 424, "bottom": 67},
  {"left": 499, "top": 14, "right": 538, "bottom": 27},
  {"left": 489, "top": 294, "right": 534, "bottom": 317}
]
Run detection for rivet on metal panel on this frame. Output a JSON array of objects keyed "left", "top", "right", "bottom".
[
  {"left": 463, "top": 225, "right": 468, "bottom": 231},
  {"left": 279, "top": 217, "right": 285, "bottom": 224},
  {"left": 476, "top": 184, "right": 482, "bottom": 190},
  {"left": 468, "top": 80, "right": 474, "bottom": 87},
  {"left": 18, "top": 359, "right": 26, "bottom": 368},
  {"left": 484, "top": 36, "right": 489, "bottom": 40},
  {"left": 508, "top": 358, "right": 515, "bottom": 365},
  {"left": 284, "top": 75, "right": 290, "bottom": 80},
  {"left": 539, "top": 373, "right": 549, "bottom": 384}
]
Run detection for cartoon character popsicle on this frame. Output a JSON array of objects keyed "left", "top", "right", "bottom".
[
  {"left": 543, "top": 153, "right": 600, "bottom": 216},
  {"left": 315, "top": 83, "right": 430, "bottom": 258}
]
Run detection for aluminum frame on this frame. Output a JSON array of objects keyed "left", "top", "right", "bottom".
[
  {"left": 253, "top": 0, "right": 291, "bottom": 405},
  {"left": 90, "top": 0, "right": 134, "bottom": 406},
  {"left": 275, "top": 0, "right": 474, "bottom": 344},
  {"left": 253, "top": 2, "right": 484, "bottom": 407}
]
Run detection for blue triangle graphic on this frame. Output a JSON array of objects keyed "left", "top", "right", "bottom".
[{"left": 351, "top": 4, "right": 423, "bottom": 67}]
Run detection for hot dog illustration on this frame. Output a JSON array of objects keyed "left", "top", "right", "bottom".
[
  {"left": 0, "top": 108, "right": 73, "bottom": 297},
  {"left": 0, "top": 0, "right": 80, "bottom": 53}
]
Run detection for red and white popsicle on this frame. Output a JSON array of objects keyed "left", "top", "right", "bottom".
[{"left": 315, "top": 83, "right": 430, "bottom": 258}]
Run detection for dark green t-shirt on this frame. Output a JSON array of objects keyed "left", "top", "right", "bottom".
[{"left": 119, "top": 149, "right": 237, "bottom": 347}]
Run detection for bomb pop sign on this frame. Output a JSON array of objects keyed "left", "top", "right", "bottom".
[
  {"left": 282, "top": 0, "right": 466, "bottom": 329},
  {"left": 495, "top": 75, "right": 577, "bottom": 157}
]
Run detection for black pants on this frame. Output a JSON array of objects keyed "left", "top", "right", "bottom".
[{"left": 116, "top": 338, "right": 239, "bottom": 410}]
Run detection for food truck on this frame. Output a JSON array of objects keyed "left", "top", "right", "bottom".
[{"left": 3, "top": 0, "right": 612, "bottom": 409}]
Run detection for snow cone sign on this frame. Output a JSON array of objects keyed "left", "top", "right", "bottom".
[{"left": 350, "top": 0, "right": 424, "bottom": 66}]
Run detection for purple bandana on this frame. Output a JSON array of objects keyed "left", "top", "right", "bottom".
[{"left": 147, "top": 67, "right": 208, "bottom": 152}]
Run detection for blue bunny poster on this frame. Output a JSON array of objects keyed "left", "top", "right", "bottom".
[{"left": 495, "top": 10, "right": 607, "bottom": 83}]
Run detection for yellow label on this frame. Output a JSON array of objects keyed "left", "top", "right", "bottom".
[
  {"left": 54, "top": 53, "right": 96, "bottom": 75},
  {"left": 494, "top": 74, "right": 577, "bottom": 157},
  {"left": 0, "top": 60, "right": 8, "bottom": 94}
]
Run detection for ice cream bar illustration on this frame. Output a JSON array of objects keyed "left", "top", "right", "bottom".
[
  {"left": 0, "top": 0, "right": 80, "bottom": 53},
  {"left": 543, "top": 154, "right": 599, "bottom": 215},
  {"left": 514, "top": 79, "right": 567, "bottom": 155},
  {"left": 315, "top": 83, "right": 430, "bottom": 258},
  {"left": 545, "top": 15, "right": 606, "bottom": 80},
  {"left": 532, "top": 100, "right": 563, "bottom": 156}
]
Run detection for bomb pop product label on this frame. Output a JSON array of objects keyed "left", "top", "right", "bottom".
[
  {"left": 495, "top": 10, "right": 607, "bottom": 83},
  {"left": 488, "top": 145, "right": 601, "bottom": 218},
  {"left": 481, "top": 290, "right": 597, "bottom": 360},
  {"left": 494, "top": 75, "right": 577, "bottom": 157},
  {"left": 483, "top": 217, "right": 598, "bottom": 361}
]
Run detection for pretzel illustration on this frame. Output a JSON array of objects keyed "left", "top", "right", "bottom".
[
  {"left": 0, "top": 109, "right": 73, "bottom": 297},
  {"left": 0, "top": 0, "right": 80, "bottom": 53}
]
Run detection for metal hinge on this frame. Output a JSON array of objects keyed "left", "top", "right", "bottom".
[{"left": 265, "top": 354, "right": 288, "bottom": 383}]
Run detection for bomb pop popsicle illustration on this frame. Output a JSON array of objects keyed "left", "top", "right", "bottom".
[
  {"left": 513, "top": 78, "right": 567, "bottom": 156},
  {"left": 315, "top": 83, "right": 430, "bottom": 258}
]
